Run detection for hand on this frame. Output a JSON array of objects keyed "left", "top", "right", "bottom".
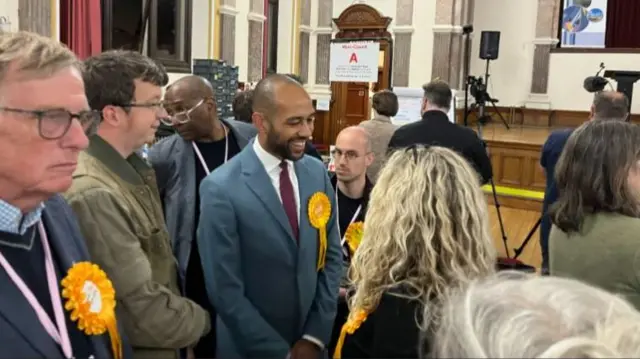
[
  {"left": 339, "top": 287, "right": 347, "bottom": 298},
  {"left": 186, "top": 347, "right": 195, "bottom": 359},
  {"left": 290, "top": 339, "right": 320, "bottom": 359}
]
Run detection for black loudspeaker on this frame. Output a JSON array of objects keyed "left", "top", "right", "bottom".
[{"left": 479, "top": 31, "right": 500, "bottom": 60}]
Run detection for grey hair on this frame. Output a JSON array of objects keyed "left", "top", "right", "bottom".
[
  {"left": 431, "top": 271, "right": 640, "bottom": 358},
  {"left": 0, "top": 31, "right": 78, "bottom": 97}
]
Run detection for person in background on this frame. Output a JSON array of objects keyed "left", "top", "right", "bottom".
[
  {"left": 65, "top": 50, "right": 210, "bottom": 359},
  {"left": 198, "top": 74, "right": 342, "bottom": 359},
  {"left": 359, "top": 90, "right": 398, "bottom": 182},
  {"left": 387, "top": 80, "right": 492, "bottom": 184},
  {"left": 433, "top": 271, "right": 640, "bottom": 358},
  {"left": 283, "top": 73, "right": 324, "bottom": 161},
  {"left": 149, "top": 75, "right": 256, "bottom": 358},
  {"left": 327, "top": 126, "right": 374, "bottom": 355},
  {"left": 539, "top": 91, "right": 629, "bottom": 274},
  {"left": 232, "top": 89, "right": 254, "bottom": 124},
  {"left": 0, "top": 30, "right": 131, "bottom": 359},
  {"left": 334, "top": 146, "right": 496, "bottom": 359},
  {"left": 549, "top": 120, "right": 640, "bottom": 310}
]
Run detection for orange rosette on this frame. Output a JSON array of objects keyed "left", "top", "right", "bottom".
[
  {"left": 344, "top": 221, "right": 364, "bottom": 256},
  {"left": 61, "top": 262, "right": 122, "bottom": 359},
  {"left": 333, "top": 309, "right": 369, "bottom": 359},
  {"left": 308, "top": 192, "right": 331, "bottom": 271}
]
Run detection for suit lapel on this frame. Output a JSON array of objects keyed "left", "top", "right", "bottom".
[
  {"left": 42, "top": 200, "right": 112, "bottom": 359},
  {"left": 242, "top": 147, "right": 297, "bottom": 245},
  {"left": 294, "top": 160, "right": 318, "bottom": 262},
  {"left": 0, "top": 263, "right": 60, "bottom": 357}
]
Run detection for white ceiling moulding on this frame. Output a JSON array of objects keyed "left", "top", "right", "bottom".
[
  {"left": 314, "top": 27, "right": 333, "bottom": 35},
  {"left": 532, "top": 37, "right": 560, "bottom": 46},
  {"left": 392, "top": 25, "right": 414, "bottom": 34},
  {"left": 299, "top": 25, "right": 313, "bottom": 33}
]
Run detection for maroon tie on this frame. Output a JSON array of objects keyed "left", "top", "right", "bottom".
[{"left": 279, "top": 161, "right": 299, "bottom": 240}]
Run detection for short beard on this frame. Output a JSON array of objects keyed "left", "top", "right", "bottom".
[{"left": 266, "top": 127, "right": 305, "bottom": 161}]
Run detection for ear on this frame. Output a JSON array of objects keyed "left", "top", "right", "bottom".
[
  {"left": 100, "top": 105, "right": 122, "bottom": 127},
  {"left": 365, "top": 151, "right": 375, "bottom": 166},
  {"left": 252, "top": 111, "right": 266, "bottom": 131},
  {"left": 206, "top": 98, "right": 217, "bottom": 114}
]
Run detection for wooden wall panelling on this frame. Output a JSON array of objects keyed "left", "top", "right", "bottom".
[{"left": 486, "top": 141, "right": 545, "bottom": 192}]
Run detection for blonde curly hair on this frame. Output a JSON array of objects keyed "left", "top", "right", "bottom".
[{"left": 347, "top": 145, "right": 496, "bottom": 328}]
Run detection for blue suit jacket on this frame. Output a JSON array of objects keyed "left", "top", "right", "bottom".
[
  {"left": 149, "top": 118, "right": 256, "bottom": 288},
  {"left": 197, "top": 142, "right": 342, "bottom": 359},
  {"left": 540, "top": 128, "right": 573, "bottom": 268},
  {"left": 0, "top": 195, "right": 133, "bottom": 359}
]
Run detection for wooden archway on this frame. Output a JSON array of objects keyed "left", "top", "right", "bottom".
[{"left": 319, "top": 4, "right": 393, "bottom": 147}]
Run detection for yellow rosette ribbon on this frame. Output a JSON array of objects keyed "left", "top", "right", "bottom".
[
  {"left": 61, "top": 262, "right": 122, "bottom": 359},
  {"left": 333, "top": 309, "right": 368, "bottom": 359},
  {"left": 308, "top": 192, "right": 331, "bottom": 271},
  {"left": 344, "top": 221, "right": 364, "bottom": 256}
]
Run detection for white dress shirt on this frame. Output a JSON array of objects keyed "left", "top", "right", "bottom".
[
  {"left": 252, "top": 139, "right": 300, "bottom": 222},
  {"left": 252, "top": 139, "right": 324, "bottom": 349}
]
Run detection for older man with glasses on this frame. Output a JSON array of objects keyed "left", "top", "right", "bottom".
[
  {"left": 148, "top": 74, "right": 256, "bottom": 358},
  {"left": 63, "top": 51, "right": 210, "bottom": 359},
  {"left": 0, "top": 31, "right": 133, "bottom": 358}
]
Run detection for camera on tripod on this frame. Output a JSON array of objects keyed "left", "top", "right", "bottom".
[{"left": 467, "top": 76, "right": 490, "bottom": 105}]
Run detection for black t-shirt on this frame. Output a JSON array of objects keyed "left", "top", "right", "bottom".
[
  {"left": 336, "top": 188, "right": 365, "bottom": 256},
  {"left": 186, "top": 131, "right": 241, "bottom": 308},
  {"left": 0, "top": 225, "right": 94, "bottom": 357}
]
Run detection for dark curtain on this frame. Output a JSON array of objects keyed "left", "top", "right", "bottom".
[
  {"left": 605, "top": 0, "right": 640, "bottom": 48},
  {"left": 60, "top": 0, "right": 102, "bottom": 59}
]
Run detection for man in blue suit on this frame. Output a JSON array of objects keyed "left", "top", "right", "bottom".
[
  {"left": 0, "top": 31, "right": 130, "bottom": 358},
  {"left": 540, "top": 90, "right": 628, "bottom": 273},
  {"left": 198, "top": 74, "right": 342, "bottom": 359}
]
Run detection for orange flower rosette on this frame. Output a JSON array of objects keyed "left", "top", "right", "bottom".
[
  {"left": 333, "top": 309, "right": 369, "bottom": 359},
  {"left": 344, "top": 221, "right": 364, "bottom": 256},
  {"left": 61, "top": 262, "right": 122, "bottom": 359},
  {"left": 308, "top": 192, "right": 331, "bottom": 271}
]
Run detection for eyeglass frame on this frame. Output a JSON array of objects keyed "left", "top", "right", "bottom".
[
  {"left": 161, "top": 98, "right": 206, "bottom": 126},
  {"left": 331, "top": 148, "right": 372, "bottom": 161},
  {"left": 0, "top": 106, "right": 102, "bottom": 140}
]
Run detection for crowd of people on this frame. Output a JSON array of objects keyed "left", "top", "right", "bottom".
[{"left": 2, "top": 30, "right": 640, "bottom": 359}]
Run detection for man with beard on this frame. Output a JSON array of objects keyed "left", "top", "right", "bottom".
[
  {"left": 197, "top": 74, "right": 342, "bottom": 359},
  {"left": 149, "top": 75, "right": 256, "bottom": 358},
  {"left": 327, "top": 126, "right": 373, "bottom": 355}
]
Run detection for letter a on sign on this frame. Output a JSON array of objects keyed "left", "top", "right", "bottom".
[{"left": 349, "top": 53, "right": 358, "bottom": 63}]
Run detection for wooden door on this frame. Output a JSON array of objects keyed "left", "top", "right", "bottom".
[{"left": 344, "top": 82, "right": 369, "bottom": 128}]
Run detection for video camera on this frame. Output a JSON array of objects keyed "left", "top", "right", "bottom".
[{"left": 468, "top": 76, "right": 490, "bottom": 104}]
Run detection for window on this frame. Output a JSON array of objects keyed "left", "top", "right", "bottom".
[
  {"left": 266, "top": 0, "right": 279, "bottom": 74},
  {"left": 101, "top": 0, "right": 192, "bottom": 72},
  {"left": 557, "top": 0, "right": 640, "bottom": 50}
]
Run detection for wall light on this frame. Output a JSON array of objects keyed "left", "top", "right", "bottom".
[{"left": 0, "top": 17, "right": 12, "bottom": 33}]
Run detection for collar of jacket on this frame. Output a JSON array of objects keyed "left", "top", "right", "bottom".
[
  {"left": 330, "top": 173, "right": 373, "bottom": 204},
  {"left": 373, "top": 114, "right": 392, "bottom": 123},
  {"left": 422, "top": 110, "right": 450, "bottom": 122},
  {"left": 85, "top": 135, "right": 150, "bottom": 186}
]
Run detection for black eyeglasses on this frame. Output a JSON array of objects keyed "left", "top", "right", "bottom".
[{"left": 0, "top": 107, "right": 102, "bottom": 140}]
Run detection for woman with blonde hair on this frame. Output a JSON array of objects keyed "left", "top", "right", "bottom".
[{"left": 334, "top": 145, "right": 497, "bottom": 358}]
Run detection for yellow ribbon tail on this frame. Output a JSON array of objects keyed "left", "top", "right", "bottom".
[
  {"left": 317, "top": 227, "right": 327, "bottom": 271},
  {"left": 333, "top": 324, "right": 348, "bottom": 359},
  {"left": 106, "top": 318, "right": 123, "bottom": 359}
]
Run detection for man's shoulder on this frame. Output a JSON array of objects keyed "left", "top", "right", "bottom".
[
  {"left": 149, "top": 134, "right": 182, "bottom": 155},
  {"left": 203, "top": 150, "right": 247, "bottom": 185},
  {"left": 226, "top": 118, "right": 257, "bottom": 138},
  {"left": 301, "top": 154, "right": 327, "bottom": 173},
  {"left": 544, "top": 128, "right": 574, "bottom": 149}
]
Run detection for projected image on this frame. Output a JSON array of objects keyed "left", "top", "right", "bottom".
[{"left": 560, "top": 0, "right": 606, "bottom": 48}]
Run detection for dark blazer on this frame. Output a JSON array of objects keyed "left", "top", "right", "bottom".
[
  {"left": 0, "top": 195, "right": 132, "bottom": 359},
  {"left": 388, "top": 110, "right": 492, "bottom": 184},
  {"left": 540, "top": 128, "right": 573, "bottom": 270},
  {"left": 197, "top": 140, "right": 342, "bottom": 358},
  {"left": 148, "top": 119, "right": 257, "bottom": 286},
  {"left": 340, "top": 291, "right": 422, "bottom": 358}
]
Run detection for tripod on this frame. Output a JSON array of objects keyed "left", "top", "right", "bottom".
[
  {"left": 476, "top": 124, "right": 510, "bottom": 258},
  {"left": 513, "top": 217, "right": 541, "bottom": 259},
  {"left": 467, "top": 59, "right": 510, "bottom": 129}
]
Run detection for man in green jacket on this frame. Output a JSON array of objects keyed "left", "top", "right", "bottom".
[{"left": 64, "top": 50, "right": 210, "bottom": 359}]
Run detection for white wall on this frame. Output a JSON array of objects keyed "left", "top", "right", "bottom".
[
  {"left": 473, "top": 0, "right": 640, "bottom": 113},
  {"left": 470, "top": 0, "right": 538, "bottom": 109},
  {"left": 0, "top": 0, "right": 19, "bottom": 33}
]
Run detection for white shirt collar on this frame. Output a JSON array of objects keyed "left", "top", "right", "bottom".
[
  {"left": 252, "top": 138, "right": 293, "bottom": 174},
  {"left": 0, "top": 200, "right": 45, "bottom": 235}
]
